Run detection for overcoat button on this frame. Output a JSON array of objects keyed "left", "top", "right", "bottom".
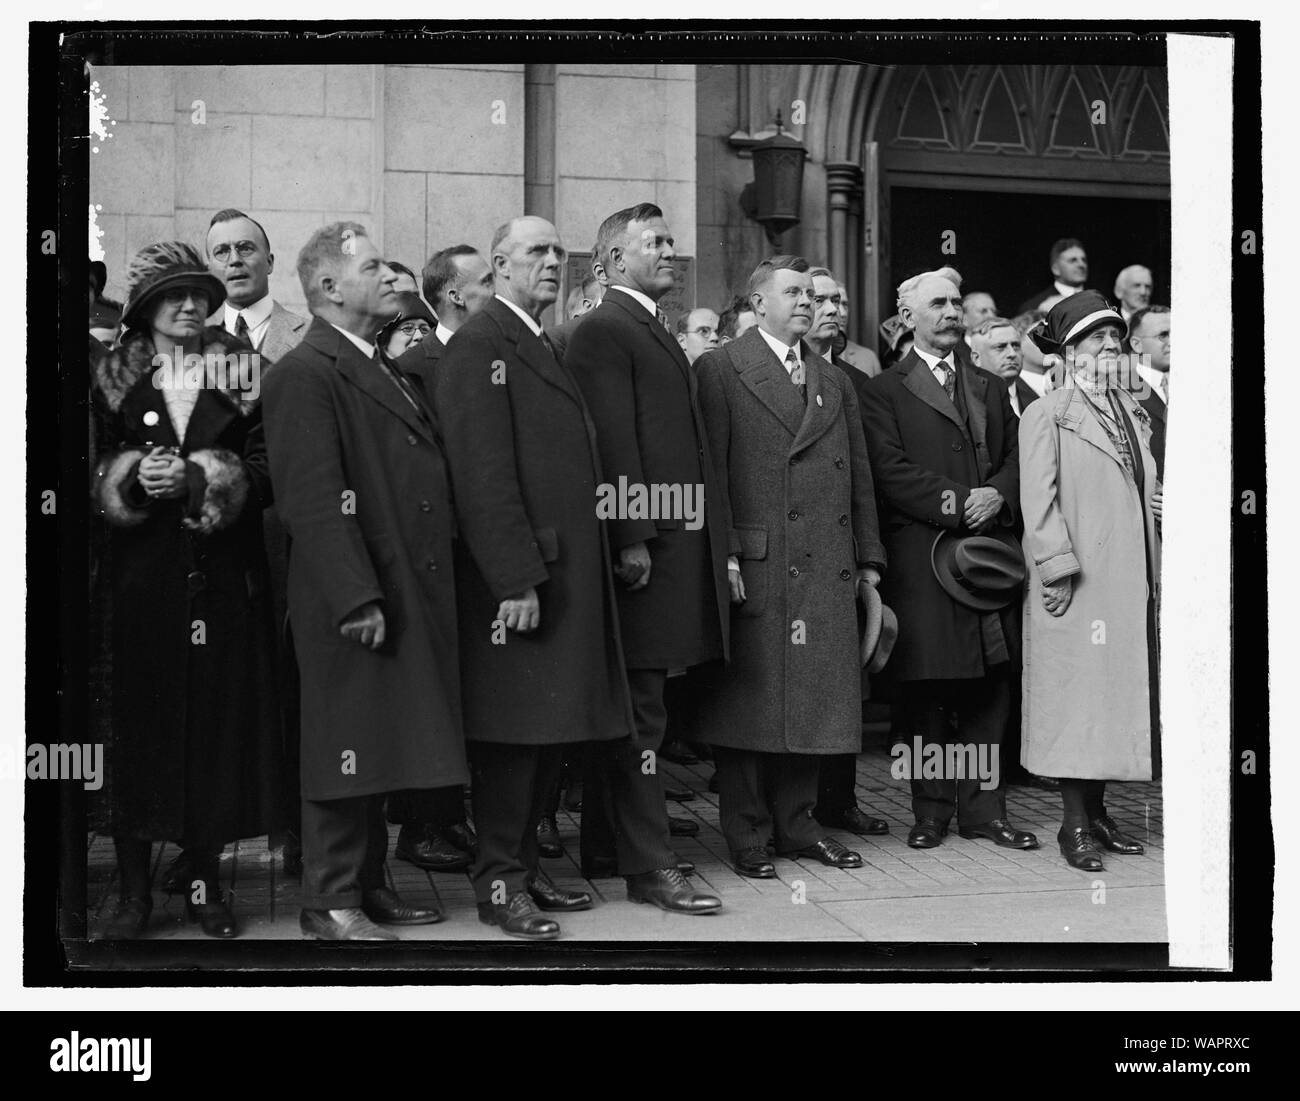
[
  {"left": 789, "top": 456, "right": 798, "bottom": 466},
  {"left": 788, "top": 509, "right": 799, "bottom": 521},
  {"left": 187, "top": 570, "right": 206, "bottom": 595},
  {"left": 951, "top": 441, "right": 962, "bottom": 451},
  {"left": 420, "top": 500, "right": 432, "bottom": 512},
  {"left": 839, "top": 514, "right": 848, "bottom": 526},
  {"left": 839, "top": 568, "right": 851, "bottom": 580},
  {"left": 407, "top": 434, "right": 418, "bottom": 445},
  {"left": 789, "top": 566, "right": 800, "bottom": 578},
  {"left": 834, "top": 458, "right": 844, "bottom": 468},
  {"left": 426, "top": 559, "right": 438, "bottom": 571}
]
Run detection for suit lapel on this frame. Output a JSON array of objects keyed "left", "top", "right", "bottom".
[
  {"left": 314, "top": 319, "right": 437, "bottom": 445},
  {"left": 1055, "top": 386, "right": 1127, "bottom": 472},
  {"left": 790, "top": 346, "right": 842, "bottom": 455},
  {"left": 489, "top": 297, "right": 583, "bottom": 409},
  {"left": 959, "top": 364, "right": 996, "bottom": 482},
  {"left": 900, "top": 351, "right": 964, "bottom": 429},
  {"left": 261, "top": 303, "right": 308, "bottom": 363},
  {"left": 730, "top": 327, "right": 806, "bottom": 438},
  {"left": 606, "top": 290, "right": 694, "bottom": 388}
]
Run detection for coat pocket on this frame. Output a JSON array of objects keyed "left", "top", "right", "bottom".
[
  {"left": 735, "top": 524, "right": 768, "bottom": 619},
  {"left": 533, "top": 527, "right": 560, "bottom": 564}
]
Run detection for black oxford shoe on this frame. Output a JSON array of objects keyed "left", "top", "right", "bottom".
[
  {"left": 732, "top": 847, "right": 777, "bottom": 878},
  {"left": 103, "top": 895, "right": 152, "bottom": 940},
  {"left": 786, "top": 837, "right": 864, "bottom": 868},
  {"left": 443, "top": 820, "right": 479, "bottom": 858},
  {"left": 1090, "top": 814, "right": 1145, "bottom": 855},
  {"left": 300, "top": 907, "right": 397, "bottom": 941},
  {"left": 363, "top": 886, "right": 443, "bottom": 925},
  {"left": 1058, "top": 827, "right": 1106, "bottom": 872},
  {"left": 536, "top": 816, "right": 564, "bottom": 858},
  {"left": 958, "top": 818, "right": 1041, "bottom": 849},
  {"left": 185, "top": 891, "right": 238, "bottom": 938},
  {"left": 822, "top": 806, "right": 890, "bottom": 836},
  {"left": 660, "top": 741, "right": 700, "bottom": 765},
  {"left": 527, "top": 871, "right": 593, "bottom": 912},
  {"left": 478, "top": 891, "right": 561, "bottom": 941},
  {"left": 668, "top": 816, "right": 699, "bottom": 837},
  {"left": 626, "top": 868, "right": 721, "bottom": 914},
  {"left": 665, "top": 784, "right": 697, "bottom": 802},
  {"left": 394, "top": 823, "right": 472, "bottom": 872},
  {"left": 907, "top": 817, "right": 948, "bottom": 849}
]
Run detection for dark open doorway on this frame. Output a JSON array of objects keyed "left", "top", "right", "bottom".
[{"left": 888, "top": 185, "right": 1171, "bottom": 321}]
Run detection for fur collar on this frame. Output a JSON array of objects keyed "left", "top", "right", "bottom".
[{"left": 93, "top": 327, "right": 260, "bottom": 415}]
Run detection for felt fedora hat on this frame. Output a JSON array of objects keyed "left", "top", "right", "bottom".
[
  {"left": 858, "top": 580, "right": 899, "bottom": 674},
  {"left": 931, "top": 528, "right": 1027, "bottom": 612}
]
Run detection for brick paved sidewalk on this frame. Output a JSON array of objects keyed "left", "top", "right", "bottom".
[{"left": 85, "top": 747, "right": 1165, "bottom": 944}]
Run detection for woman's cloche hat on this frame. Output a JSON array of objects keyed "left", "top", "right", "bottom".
[{"left": 120, "top": 241, "right": 226, "bottom": 333}]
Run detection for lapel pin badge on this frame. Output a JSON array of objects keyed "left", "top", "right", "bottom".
[
  {"left": 816, "top": 394, "right": 823, "bottom": 407},
  {"left": 143, "top": 410, "right": 160, "bottom": 426}
]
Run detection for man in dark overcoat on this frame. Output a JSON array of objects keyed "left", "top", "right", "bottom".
[
  {"left": 858, "top": 266, "right": 1039, "bottom": 851},
  {"left": 694, "top": 255, "right": 887, "bottom": 879},
  {"left": 263, "top": 222, "right": 465, "bottom": 941},
  {"left": 563, "top": 203, "right": 725, "bottom": 914},
  {"left": 433, "top": 215, "right": 643, "bottom": 940}
]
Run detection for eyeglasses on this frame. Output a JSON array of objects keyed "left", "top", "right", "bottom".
[
  {"left": 210, "top": 241, "right": 261, "bottom": 262},
  {"left": 689, "top": 326, "right": 718, "bottom": 338},
  {"left": 161, "top": 288, "right": 207, "bottom": 306},
  {"left": 397, "top": 322, "right": 431, "bottom": 337}
]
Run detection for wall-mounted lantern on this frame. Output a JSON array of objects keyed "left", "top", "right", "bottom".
[{"left": 739, "top": 111, "right": 807, "bottom": 245}]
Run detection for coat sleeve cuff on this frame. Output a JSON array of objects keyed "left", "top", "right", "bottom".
[
  {"left": 91, "top": 449, "right": 152, "bottom": 527},
  {"left": 181, "top": 449, "right": 250, "bottom": 534},
  {"left": 1036, "top": 550, "right": 1081, "bottom": 585}
]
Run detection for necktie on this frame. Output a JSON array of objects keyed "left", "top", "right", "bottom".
[
  {"left": 234, "top": 312, "right": 249, "bottom": 341},
  {"left": 786, "top": 349, "right": 806, "bottom": 404},
  {"left": 539, "top": 329, "right": 559, "bottom": 363},
  {"left": 937, "top": 360, "right": 956, "bottom": 402},
  {"left": 374, "top": 350, "right": 425, "bottom": 420},
  {"left": 657, "top": 309, "right": 672, "bottom": 334},
  {"left": 1159, "top": 374, "right": 1169, "bottom": 403}
]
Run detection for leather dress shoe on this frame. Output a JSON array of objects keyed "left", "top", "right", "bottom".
[
  {"left": 394, "top": 823, "right": 471, "bottom": 872},
  {"left": 907, "top": 817, "right": 949, "bottom": 848},
  {"left": 443, "top": 820, "right": 479, "bottom": 858},
  {"left": 786, "top": 837, "right": 864, "bottom": 868},
  {"left": 103, "top": 895, "right": 152, "bottom": 940},
  {"left": 1090, "top": 814, "right": 1145, "bottom": 855},
  {"left": 665, "top": 785, "right": 697, "bottom": 802},
  {"left": 300, "top": 907, "right": 398, "bottom": 941},
  {"left": 732, "top": 847, "right": 776, "bottom": 878},
  {"left": 821, "top": 806, "right": 889, "bottom": 836},
  {"left": 362, "top": 886, "right": 443, "bottom": 925},
  {"left": 478, "top": 891, "right": 561, "bottom": 940},
  {"left": 583, "top": 855, "right": 695, "bottom": 879},
  {"left": 668, "top": 815, "right": 699, "bottom": 837},
  {"left": 959, "top": 819, "right": 1041, "bottom": 849},
  {"left": 660, "top": 741, "right": 700, "bottom": 765},
  {"left": 536, "top": 816, "right": 563, "bottom": 858},
  {"left": 562, "top": 781, "right": 583, "bottom": 812},
  {"left": 626, "top": 867, "right": 721, "bottom": 914},
  {"left": 1059, "top": 826, "right": 1106, "bottom": 871},
  {"left": 185, "top": 891, "right": 238, "bottom": 938},
  {"left": 1028, "top": 774, "right": 1062, "bottom": 792},
  {"left": 527, "top": 871, "right": 593, "bottom": 912}
]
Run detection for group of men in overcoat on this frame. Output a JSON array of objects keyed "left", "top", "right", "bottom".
[{"left": 258, "top": 204, "right": 1048, "bottom": 941}]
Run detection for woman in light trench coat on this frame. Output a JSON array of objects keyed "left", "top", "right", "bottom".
[{"left": 1018, "top": 292, "right": 1161, "bottom": 872}]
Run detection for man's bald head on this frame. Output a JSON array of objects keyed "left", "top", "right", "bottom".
[{"left": 488, "top": 216, "right": 566, "bottom": 319}]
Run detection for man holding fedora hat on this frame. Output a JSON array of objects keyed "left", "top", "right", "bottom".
[{"left": 859, "top": 266, "right": 1039, "bottom": 852}]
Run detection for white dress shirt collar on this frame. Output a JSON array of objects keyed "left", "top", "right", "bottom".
[
  {"left": 609, "top": 284, "right": 658, "bottom": 316},
  {"left": 224, "top": 294, "right": 275, "bottom": 343},
  {"left": 1136, "top": 362, "right": 1168, "bottom": 403},
  {"left": 1053, "top": 281, "right": 1083, "bottom": 300},
  {"left": 434, "top": 322, "right": 456, "bottom": 347},
  {"left": 758, "top": 327, "right": 802, "bottom": 373},
  {"left": 328, "top": 321, "right": 378, "bottom": 360},
  {"left": 495, "top": 294, "right": 543, "bottom": 337}
]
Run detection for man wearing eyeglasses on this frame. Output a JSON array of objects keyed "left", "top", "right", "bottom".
[
  {"left": 206, "top": 208, "right": 309, "bottom": 366},
  {"left": 675, "top": 307, "right": 720, "bottom": 365}
]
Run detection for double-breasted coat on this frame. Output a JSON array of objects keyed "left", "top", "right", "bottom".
[
  {"left": 1019, "top": 385, "right": 1161, "bottom": 780},
  {"left": 563, "top": 289, "right": 730, "bottom": 670},
  {"left": 90, "top": 327, "right": 280, "bottom": 841},
  {"left": 433, "top": 296, "right": 634, "bottom": 746},
  {"left": 693, "top": 327, "right": 886, "bottom": 754},
  {"left": 261, "top": 317, "right": 467, "bottom": 801},
  {"left": 858, "top": 350, "right": 1022, "bottom": 682}
]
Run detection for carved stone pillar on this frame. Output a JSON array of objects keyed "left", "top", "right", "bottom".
[{"left": 825, "top": 161, "right": 864, "bottom": 342}]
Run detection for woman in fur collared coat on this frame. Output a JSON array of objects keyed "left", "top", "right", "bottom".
[{"left": 90, "top": 242, "right": 280, "bottom": 939}]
